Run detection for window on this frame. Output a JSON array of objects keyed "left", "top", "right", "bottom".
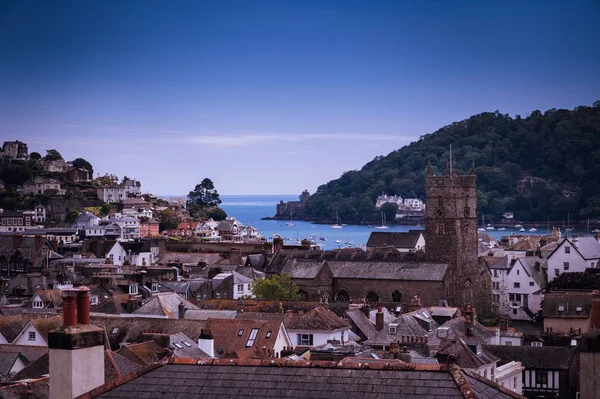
[
  {"left": 298, "top": 334, "right": 313, "bottom": 346},
  {"left": 516, "top": 269, "right": 520, "bottom": 275},
  {"left": 563, "top": 262, "right": 569, "bottom": 271},
  {"left": 129, "top": 285, "right": 138, "bottom": 295},
  {"left": 152, "top": 283, "right": 159, "bottom": 292},
  {"left": 491, "top": 368, "right": 494, "bottom": 379},
  {"left": 484, "top": 369, "right": 487, "bottom": 378},
  {"left": 265, "top": 330, "right": 272, "bottom": 339},
  {"left": 33, "top": 300, "right": 44, "bottom": 308},
  {"left": 90, "top": 296, "right": 98, "bottom": 305},
  {"left": 28, "top": 331, "right": 36, "bottom": 341},
  {"left": 493, "top": 270, "right": 497, "bottom": 277},
  {"left": 531, "top": 341, "right": 543, "bottom": 347},
  {"left": 514, "top": 282, "right": 520, "bottom": 288},
  {"left": 555, "top": 269, "right": 559, "bottom": 276},
  {"left": 529, "top": 281, "right": 535, "bottom": 286},
  {"left": 565, "top": 246, "right": 570, "bottom": 253},
  {"left": 437, "top": 223, "right": 445, "bottom": 236},
  {"left": 535, "top": 370, "right": 548, "bottom": 386},
  {"left": 237, "top": 329, "right": 244, "bottom": 337},
  {"left": 504, "top": 341, "right": 512, "bottom": 346},
  {"left": 246, "top": 328, "right": 259, "bottom": 347},
  {"left": 389, "top": 324, "right": 397, "bottom": 334},
  {"left": 237, "top": 284, "right": 244, "bottom": 292}
]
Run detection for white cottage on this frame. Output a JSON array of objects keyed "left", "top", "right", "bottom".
[{"left": 546, "top": 236, "right": 600, "bottom": 282}]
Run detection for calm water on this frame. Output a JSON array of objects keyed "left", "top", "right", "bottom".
[{"left": 213, "top": 195, "right": 595, "bottom": 250}]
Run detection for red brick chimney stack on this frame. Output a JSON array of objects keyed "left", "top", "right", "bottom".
[
  {"left": 62, "top": 290, "right": 78, "bottom": 327},
  {"left": 76, "top": 287, "right": 90, "bottom": 325}
]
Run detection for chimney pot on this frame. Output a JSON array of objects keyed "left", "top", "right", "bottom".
[
  {"left": 375, "top": 307, "right": 384, "bottom": 332},
  {"left": 76, "top": 287, "right": 90, "bottom": 325},
  {"left": 62, "top": 290, "right": 78, "bottom": 327}
]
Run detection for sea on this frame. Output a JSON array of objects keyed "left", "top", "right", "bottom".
[{"left": 184, "top": 195, "right": 598, "bottom": 250}]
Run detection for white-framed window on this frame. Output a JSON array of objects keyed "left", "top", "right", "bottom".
[
  {"left": 90, "top": 296, "right": 98, "bottom": 305},
  {"left": 555, "top": 269, "right": 560, "bottom": 276},
  {"left": 504, "top": 341, "right": 512, "bottom": 346},
  {"left": 237, "top": 284, "right": 244, "bottom": 292},
  {"left": 33, "top": 300, "right": 44, "bottom": 308},
  {"left": 152, "top": 282, "right": 159, "bottom": 292},
  {"left": 129, "top": 285, "right": 138, "bottom": 295},
  {"left": 565, "top": 246, "right": 570, "bottom": 253},
  {"left": 531, "top": 341, "right": 543, "bottom": 347},
  {"left": 529, "top": 281, "right": 535, "bottom": 286},
  {"left": 297, "top": 334, "right": 313, "bottom": 346},
  {"left": 28, "top": 331, "right": 36, "bottom": 341},
  {"left": 246, "top": 328, "right": 259, "bottom": 347},
  {"left": 514, "top": 282, "right": 520, "bottom": 288},
  {"left": 563, "top": 262, "right": 569, "bottom": 270}
]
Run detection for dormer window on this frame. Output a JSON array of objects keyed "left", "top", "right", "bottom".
[
  {"left": 129, "top": 285, "right": 138, "bottom": 295},
  {"left": 152, "top": 282, "right": 159, "bottom": 292},
  {"left": 558, "top": 305, "right": 565, "bottom": 312},
  {"left": 33, "top": 300, "right": 44, "bottom": 309},
  {"left": 565, "top": 246, "right": 570, "bottom": 254},
  {"left": 388, "top": 324, "right": 398, "bottom": 334},
  {"left": 576, "top": 306, "right": 583, "bottom": 313},
  {"left": 90, "top": 296, "right": 98, "bottom": 305}
]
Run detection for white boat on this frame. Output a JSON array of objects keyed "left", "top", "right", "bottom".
[
  {"left": 486, "top": 223, "right": 495, "bottom": 231},
  {"left": 519, "top": 228, "right": 525, "bottom": 232},
  {"left": 497, "top": 227, "right": 506, "bottom": 231},
  {"left": 335, "top": 240, "right": 341, "bottom": 244},
  {"left": 285, "top": 210, "right": 295, "bottom": 227},
  {"left": 375, "top": 212, "right": 389, "bottom": 230},
  {"left": 515, "top": 224, "right": 523, "bottom": 228},
  {"left": 331, "top": 211, "right": 343, "bottom": 229},
  {"left": 529, "top": 227, "right": 537, "bottom": 232},
  {"left": 478, "top": 228, "right": 486, "bottom": 232}
]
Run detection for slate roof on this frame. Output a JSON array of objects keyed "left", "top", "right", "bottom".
[
  {"left": 0, "top": 376, "right": 49, "bottom": 399},
  {"left": 365, "top": 308, "right": 439, "bottom": 346},
  {"left": 542, "top": 291, "right": 591, "bottom": 318},
  {"left": 205, "top": 318, "right": 285, "bottom": 358},
  {"left": 427, "top": 316, "right": 494, "bottom": 349},
  {"left": 156, "top": 252, "right": 223, "bottom": 266},
  {"left": 169, "top": 332, "right": 210, "bottom": 359},
  {"left": 0, "top": 352, "right": 24, "bottom": 378},
  {"left": 0, "top": 315, "right": 27, "bottom": 343},
  {"left": 437, "top": 338, "right": 499, "bottom": 369},
  {"left": 280, "top": 259, "right": 328, "bottom": 279},
  {"left": 0, "top": 345, "right": 47, "bottom": 364},
  {"left": 488, "top": 255, "right": 511, "bottom": 270},
  {"left": 329, "top": 261, "right": 449, "bottom": 281},
  {"left": 366, "top": 231, "right": 423, "bottom": 248},
  {"left": 35, "top": 289, "right": 63, "bottom": 307},
  {"left": 117, "top": 340, "right": 165, "bottom": 365},
  {"left": 120, "top": 240, "right": 153, "bottom": 254},
  {"left": 184, "top": 309, "right": 238, "bottom": 320},
  {"left": 132, "top": 293, "right": 199, "bottom": 318},
  {"left": 8, "top": 352, "right": 49, "bottom": 381},
  {"left": 517, "top": 257, "right": 547, "bottom": 288},
  {"left": 91, "top": 359, "right": 524, "bottom": 399},
  {"left": 483, "top": 345, "right": 576, "bottom": 370},
  {"left": 284, "top": 307, "right": 349, "bottom": 332}
]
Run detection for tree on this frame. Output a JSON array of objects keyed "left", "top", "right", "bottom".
[
  {"left": 45, "top": 149, "right": 63, "bottom": 161},
  {"left": 72, "top": 158, "right": 94, "bottom": 177},
  {"left": 380, "top": 202, "right": 398, "bottom": 223},
  {"left": 156, "top": 209, "right": 180, "bottom": 232},
  {"left": 188, "top": 178, "right": 222, "bottom": 208},
  {"left": 251, "top": 273, "right": 300, "bottom": 300},
  {"left": 30, "top": 152, "right": 41, "bottom": 160}
]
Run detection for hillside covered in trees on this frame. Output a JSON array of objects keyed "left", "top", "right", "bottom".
[{"left": 305, "top": 102, "right": 600, "bottom": 223}]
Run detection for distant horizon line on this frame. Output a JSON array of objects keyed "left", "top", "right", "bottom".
[{"left": 157, "top": 193, "right": 298, "bottom": 197}]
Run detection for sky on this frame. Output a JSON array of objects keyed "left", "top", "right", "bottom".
[{"left": 1, "top": 0, "right": 599, "bottom": 195}]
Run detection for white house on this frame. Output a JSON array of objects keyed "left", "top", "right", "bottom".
[
  {"left": 285, "top": 307, "right": 352, "bottom": 348},
  {"left": 495, "top": 361, "right": 524, "bottom": 395},
  {"left": 75, "top": 211, "right": 100, "bottom": 231},
  {"left": 232, "top": 270, "right": 264, "bottom": 299},
  {"left": 22, "top": 177, "right": 65, "bottom": 196},
  {"left": 96, "top": 186, "right": 127, "bottom": 203},
  {"left": 107, "top": 240, "right": 158, "bottom": 266},
  {"left": 34, "top": 205, "right": 46, "bottom": 224},
  {"left": 12, "top": 321, "right": 49, "bottom": 347},
  {"left": 490, "top": 255, "right": 546, "bottom": 320},
  {"left": 546, "top": 236, "right": 600, "bottom": 282}
]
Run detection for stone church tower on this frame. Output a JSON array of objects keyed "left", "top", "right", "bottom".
[{"left": 424, "top": 161, "right": 491, "bottom": 314}]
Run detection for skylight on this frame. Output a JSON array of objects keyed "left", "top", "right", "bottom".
[
  {"left": 112, "top": 328, "right": 119, "bottom": 334},
  {"left": 265, "top": 330, "right": 272, "bottom": 339},
  {"left": 246, "top": 328, "right": 259, "bottom": 347},
  {"left": 558, "top": 306, "right": 565, "bottom": 311},
  {"left": 576, "top": 306, "right": 583, "bottom": 312},
  {"left": 174, "top": 343, "right": 183, "bottom": 349},
  {"left": 183, "top": 342, "right": 192, "bottom": 347},
  {"left": 237, "top": 329, "right": 244, "bottom": 336}
]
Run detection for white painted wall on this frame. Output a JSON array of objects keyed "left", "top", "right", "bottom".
[
  {"left": 233, "top": 282, "right": 254, "bottom": 299},
  {"left": 49, "top": 345, "right": 105, "bottom": 399},
  {"left": 0, "top": 332, "right": 7, "bottom": 344},
  {"left": 274, "top": 324, "right": 292, "bottom": 357},
  {"left": 288, "top": 329, "right": 349, "bottom": 348},
  {"left": 496, "top": 361, "right": 523, "bottom": 395},
  {"left": 9, "top": 356, "right": 27, "bottom": 375},
  {"left": 12, "top": 323, "right": 47, "bottom": 346},
  {"left": 547, "top": 240, "right": 587, "bottom": 282}
]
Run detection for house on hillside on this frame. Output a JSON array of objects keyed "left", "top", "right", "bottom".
[
  {"left": 106, "top": 240, "right": 159, "bottom": 267},
  {"left": 284, "top": 307, "right": 351, "bottom": 348}
]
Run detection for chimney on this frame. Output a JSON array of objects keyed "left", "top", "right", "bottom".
[
  {"left": 410, "top": 295, "right": 421, "bottom": 312},
  {"left": 13, "top": 233, "right": 22, "bottom": 250},
  {"left": 178, "top": 301, "right": 186, "bottom": 319},
  {"left": 360, "top": 305, "right": 370, "bottom": 318},
  {"left": 376, "top": 306, "right": 384, "bottom": 332},
  {"left": 198, "top": 329, "right": 215, "bottom": 357},
  {"left": 273, "top": 236, "right": 284, "bottom": 253},
  {"left": 389, "top": 341, "right": 399, "bottom": 358},
  {"left": 499, "top": 315, "right": 508, "bottom": 332},
  {"left": 126, "top": 295, "right": 138, "bottom": 313},
  {"left": 590, "top": 290, "right": 600, "bottom": 330},
  {"left": 464, "top": 305, "right": 474, "bottom": 337},
  {"left": 229, "top": 248, "right": 243, "bottom": 266},
  {"left": 49, "top": 290, "right": 105, "bottom": 399},
  {"left": 76, "top": 287, "right": 90, "bottom": 325}
]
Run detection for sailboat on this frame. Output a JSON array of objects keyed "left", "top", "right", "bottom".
[
  {"left": 478, "top": 214, "right": 486, "bottom": 232},
  {"left": 285, "top": 210, "right": 295, "bottom": 227},
  {"left": 565, "top": 213, "right": 573, "bottom": 232},
  {"left": 375, "top": 212, "right": 389, "bottom": 229},
  {"left": 330, "top": 211, "right": 343, "bottom": 229}
]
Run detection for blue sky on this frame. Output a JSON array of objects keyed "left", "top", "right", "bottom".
[{"left": 1, "top": 0, "right": 598, "bottom": 195}]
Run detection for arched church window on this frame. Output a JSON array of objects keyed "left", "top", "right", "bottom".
[
  {"left": 392, "top": 290, "right": 402, "bottom": 302},
  {"left": 298, "top": 290, "right": 309, "bottom": 301},
  {"left": 335, "top": 290, "right": 349, "bottom": 302},
  {"left": 322, "top": 292, "right": 330, "bottom": 303},
  {"left": 366, "top": 291, "right": 380, "bottom": 303},
  {"left": 437, "top": 223, "right": 445, "bottom": 236}
]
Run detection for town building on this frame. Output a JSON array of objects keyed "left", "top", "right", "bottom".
[
  {"left": 0, "top": 210, "right": 36, "bottom": 232},
  {"left": 546, "top": 236, "right": 600, "bottom": 282},
  {"left": 275, "top": 190, "right": 310, "bottom": 218},
  {"left": 366, "top": 230, "right": 425, "bottom": 252},
  {"left": 0, "top": 140, "right": 28, "bottom": 160},
  {"left": 96, "top": 186, "right": 127, "bottom": 203},
  {"left": 22, "top": 177, "right": 65, "bottom": 196}
]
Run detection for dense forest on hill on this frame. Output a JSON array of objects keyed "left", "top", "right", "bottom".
[{"left": 306, "top": 102, "right": 600, "bottom": 223}]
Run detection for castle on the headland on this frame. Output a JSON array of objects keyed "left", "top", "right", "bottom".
[{"left": 275, "top": 189, "right": 310, "bottom": 218}]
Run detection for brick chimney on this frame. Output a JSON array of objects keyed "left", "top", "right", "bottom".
[
  {"left": 464, "top": 305, "right": 474, "bottom": 337},
  {"left": 376, "top": 306, "right": 384, "bottom": 332},
  {"left": 573, "top": 235, "right": 579, "bottom": 249},
  {"left": 410, "top": 295, "right": 421, "bottom": 312},
  {"left": 273, "top": 236, "right": 284, "bottom": 253},
  {"left": 499, "top": 315, "right": 508, "bottom": 332},
  {"left": 198, "top": 329, "right": 215, "bottom": 357},
  {"left": 178, "top": 301, "right": 186, "bottom": 319},
  {"left": 49, "top": 287, "right": 105, "bottom": 399},
  {"left": 229, "top": 248, "right": 243, "bottom": 265},
  {"left": 590, "top": 290, "right": 600, "bottom": 330}
]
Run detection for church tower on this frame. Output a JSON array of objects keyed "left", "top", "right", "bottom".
[{"left": 424, "top": 159, "right": 490, "bottom": 312}]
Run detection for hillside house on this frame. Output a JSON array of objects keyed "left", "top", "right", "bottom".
[
  {"left": 546, "top": 236, "right": 600, "bottom": 282},
  {"left": 0, "top": 210, "right": 35, "bottom": 232},
  {"left": 22, "top": 177, "right": 65, "bottom": 196}
]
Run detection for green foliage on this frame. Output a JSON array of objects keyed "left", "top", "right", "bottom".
[
  {"left": 156, "top": 209, "right": 180, "bottom": 232},
  {"left": 72, "top": 158, "right": 94, "bottom": 177},
  {"left": 45, "top": 149, "right": 63, "bottom": 161},
  {"left": 545, "top": 271, "right": 600, "bottom": 291},
  {"left": 251, "top": 274, "right": 300, "bottom": 300},
  {"left": 30, "top": 152, "right": 41, "bottom": 160},
  {"left": 306, "top": 104, "right": 600, "bottom": 222},
  {"left": 99, "top": 203, "right": 112, "bottom": 217},
  {"left": 65, "top": 210, "right": 79, "bottom": 224},
  {"left": 187, "top": 178, "right": 227, "bottom": 220}
]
